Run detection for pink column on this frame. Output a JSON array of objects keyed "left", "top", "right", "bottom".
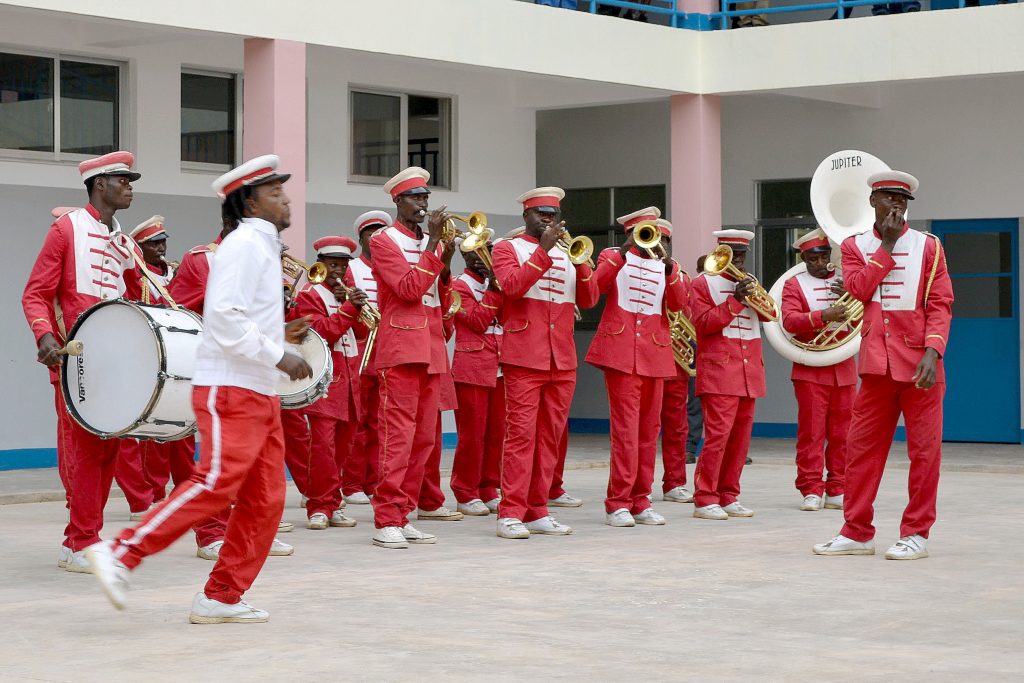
[
  {"left": 670, "top": 94, "right": 721, "bottom": 274},
  {"left": 243, "top": 39, "right": 307, "bottom": 253}
]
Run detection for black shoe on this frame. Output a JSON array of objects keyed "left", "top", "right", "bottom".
[{"left": 745, "top": 456, "right": 753, "bottom": 465}]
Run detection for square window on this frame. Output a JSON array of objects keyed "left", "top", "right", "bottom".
[
  {"left": 60, "top": 60, "right": 119, "bottom": 155},
  {"left": 181, "top": 71, "right": 237, "bottom": 167}
]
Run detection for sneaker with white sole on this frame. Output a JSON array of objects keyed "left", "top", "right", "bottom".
[
  {"left": 484, "top": 498, "right": 500, "bottom": 514},
  {"left": 65, "top": 549, "right": 93, "bottom": 573},
  {"left": 416, "top": 506, "right": 464, "bottom": 521},
  {"left": 269, "top": 538, "right": 294, "bottom": 556},
  {"left": 57, "top": 545, "right": 72, "bottom": 569},
  {"left": 548, "top": 493, "right": 583, "bottom": 508},
  {"left": 329, "top": 510, "right": 357, "bottom": 527},
  {"left": 343, "top": 491, "right": 371, "bottom": 505},
  {"left": 693, "top": 504, "right": 729, "bottom": 520},
  {"left": 885, "top": 534, "right": 928, "bottom": 560},
  {"left": 813, "top": 534, "right": 875, "bottom": 556},
  {"left": 800, "top": 495, "right": 823, "bottom": 511},
  {"left": 823, "top": 494, "right": 845, "bottom": 510},
  {"left": 525, "top": 516, "right": 573, "bottom": 535},
  {"left": 372, "top": 526, "right": 409, "bottom": 549},
  {"left": 401, "top": 524, "right": 437, "bottom": 544},
  {"left": 457, "top": 499, "right": 490, "bottom": 516},
  {"left": 662, "top": 487, "right": 694, "bottom": 504},
  {"left": 298, "top": 496, "right": 308, "bottom": 509},
  {"left": 197, "top": 540, "right": 224, "bottom": 561},
  {"left": 496, "top": 517, "right": 530, "bottom": 539},
  {"left": 605, "top": 508, "right": 636, "bottom": 527},
  {"left": 307, "top": 513, "right": 329, "bottom": 530},
  {"left": 278, "top": 520, "right": 294, "bottom": 533},
  {"left": 84, "top": 540, "right": 130, "bottom": 610},
  {"left": 633, "top": 509, "right": 667, "bottom": 525},
  {"left": 188, "top": 593, "right": 269, "bottom": 624},
  {"left": 722, "top": 502, "right": 754, "bottom": 517}
]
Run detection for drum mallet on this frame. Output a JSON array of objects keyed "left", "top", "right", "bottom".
[{"left": 57, "top": 340, "right": 84, "bottom": 356}]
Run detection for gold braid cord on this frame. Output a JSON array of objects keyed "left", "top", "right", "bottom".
[
  {"left": 923, "top": 233, "right": 945, "bottom": 310},
  {"left": 125, "top": 235, "right": 179, "bottom": 309}
]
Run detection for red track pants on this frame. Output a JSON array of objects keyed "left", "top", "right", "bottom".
[
  {"left": 306, "top": 416, "right": 357, "bottom": 517},
  {"left": 54, "top": 385, "right": 75, "bottom": 508},
  {"left": 116, "top": 439, "right": 155, "bottom": 514},
  {"left": 450, "top": 380, "right": 503, "bottom": 504},
  {"left": 346, "top": 373, "right": 381, "bottom": 496},
  {"left": 547, "top": 428, "right": 570, "bottom": 500},
  {"left": 841, "top": 374, "right": 944, "bottom": 542},
  {"left": 693, "top": 394, "right": 756, "bottom": 508},
  {"left": 604, "top": 369, "right": 663, "bottom": 514},
  {"left": 63, "top": 421, "right": 120, "bottom": 551},
  {"left": 113, "top": 386, "right": 285, "bottom": 604},
  {"left": 418, "top": 414, "right": 447, "bottom": 511},
  {"left": 281, "top": 408, "right": 311, "bottom": 495},
  {"left": 660, "top": 376, "right": 690, "bottom": 493},
  {"left": 793, "top": 380, "right": 853, "bottom": 497}
]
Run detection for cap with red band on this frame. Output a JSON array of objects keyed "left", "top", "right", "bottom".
[
  {"left": 79, "top": 151, "right": 141, "bottom": 182},
  {"left": 714, "top": 229, "right": 755, "bottom": 251},
  {"left": 314, "top": 235, "right": 357, "bottom": 259},
  {"left": 131, "top": 215, "right": 168, "bottom": 243},
  {"left": 654, "top": 218, "right": 673, "bottom": 237},
  {"left": 793, "top": 228, "right": 830, "bottom": 253},
  {"left": 516, "top": 186, "right": 564, "bottom": 213},
  {"left": 867, "top": 170, "right": 918, "bottom": 200},
  {"left": 212, "top": 154, "right": 291, "bottom": 201},
  {"left": 384, "top": 167, "right": 430, "bottom": 198},
  {"left": 353, "top": 210, "right": 392, "bottom": 235}
]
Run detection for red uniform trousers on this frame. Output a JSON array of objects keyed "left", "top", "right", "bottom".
[
  {"left": 144, "top": 436, "right": 198, "bottom": 504},
  {"left": 604, "top": 369, "right": 663, "bottom": 514},
  {"left": 660, "top": 376, "right": 690, "bottom": 493},
  {"left": 54, "top": 385, "right": 75, "bottom": 508},
  {"left": 64, "top": 422, "right": 120, "bottom": 551},
  {"left": 305, "top": 416, "right": 357, "bottom": 517},
  {"left": 281, "top": 408, "right": 311, "bottom": 495},
  {"left": 500, "top": 366, "right": 575, "bottom": 523},
  {"left": 693, "top": 394, "right": 756, "bottom": 508},
  {"left": 116, "top": 440, "right": 156, "bottom": 514},
  {"left": 793, "top": 380, "right": 853, "bottom": 497},
  {"left": 373, "top": 364, "right": 440, "bottom": 528},
  {"left": 346, "top": 373, "right": 381, "bottom": 496},
  {"left": 418, "top": 414, "right": 447, "bottom": 511},
  {"left": 841, "top": 374, "right": 944, "bottom": 542},
  {"left": 450, "top": 379, "right": 504, "bottom": 504},
  {"left": 547, "top": 428, "right": 569, "bottom": 500},
  {"left": 113, "top": 386, "right": 285, "bottom": 604}
]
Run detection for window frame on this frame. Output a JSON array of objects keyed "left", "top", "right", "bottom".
[
  {"left": 752, "top": 177, "right": 817, "bottom": 284},
  {"left": 179, "top": 66, "right": 242, "bottom": 174},
  {"left": 0, "top": 46, "right": 127, "bottom": 164}
]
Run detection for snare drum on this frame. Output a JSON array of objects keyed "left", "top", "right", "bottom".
[
  {"left": 60, "top": 300, "right": 203, "bottom": 441},
  {"left": 277, "top": 329, "right": 333, "bottom": 410}
]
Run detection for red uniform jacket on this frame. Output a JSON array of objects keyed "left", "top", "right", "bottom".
[
  {"left": 167, "top": 237, "right": 220, "bottom": 315},
  {"left": 369, "top": 221, "right": 452, "bottom": 374},
  {"left": 346, "top": 255, "right": 378, "bottom": 376},
  {"left": 22, "top": 205, "right": 141, "bottom": 383},
  {"left": 689, "top": 273, "right": 768, "bottom": 398},
  {"left": 451, "top": 271, "right": 504, "bottom": 388},
  {"left": 781, "top": 272, "right": 858, "bottom": 386},
  {"left": 294, "top": 283, "right": 363, "bottom": 421},
  {"left": 841, "top": 225, "right": 953, "bottom": 384},
  {"left": 585, "top": 248, "right": 688, "bottom": 378},
  {"left": 491, "top": 233, "right": 599, "bottom": 371}
]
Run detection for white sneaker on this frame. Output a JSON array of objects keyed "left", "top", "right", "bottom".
[
  {"left": 496, "top": 517, "right": 530, "bottom": 539},
  {"left": 84, "top": 540, "right": 129, "bottom": 610},
  {"left": 401, "top": 523, "right": 437, "bottom": 544},
  {"left": 343, "top": 491, "right": 371, "bottom": 505},
  {"left": 129, "top": 505, "right": 151, "bottom": 522},
  {"left": 196, "top": 540, "right": 224, "bottom": 561},
  {"left": 57, "top": 545, "right": 72, "bottom": 569},
  {"left": 605, "top": 508, "right": 636, "bottom": 527},
  {"left": 633, "top": 509, "right": 667, "bottom": 525},
  {"left": 800, "top": 495, "right": 823, "bottom": 511},
  {"left": 269, "top": 538, "right": 294, "bottom": 556},
  {"left": 885, "top": 534, "right": 929, "bottom": 560},
  {"left": 189, "top": 593, "right": 269, "bottom": 624},
  {"left": 307, "top": 512, "right": 329, "bottom": 530},
  {"left": 813, "top": 534, "right": 875, "bottom": 556},
  {"left": 693, "top": 504, "right": 729, "bottom": 520},
  {"left": 722, "top": 502, "right": 754, "bottom": 518},
  {"left": 662, "top": 486, "right": 694, "bottom": 503},
  {"left": 416, "top": 506, "right": 464, "bottom": 521},
  {"left": 372, "top": 526, "right": 409, "bottom": 549},
  {"left": 277, "top": 520, "right": 294, "bottom": 533},
  {"left": 823, "top": 494, "right": 845, "bottom": 510},
  {"left": 457, "top": 499, "right": 490, "bottom": 516},
  {"left": 484, "top": 498, "right": 500, "bottom": 514},
  {"left": 548, "top": 493, "right": 583, "bottom": 508},
  {"left": 525, "top": 516, "right": 573, "bottom": 535},
  {"left": 329, "top": 510, "right": 357, "bottom": 527},
  {"left": 65, "top": 549, "right": 93, "bottom": 573}
]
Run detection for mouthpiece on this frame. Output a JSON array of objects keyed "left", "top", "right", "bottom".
[{"left": 418, "top": 209, "right": 428, "bottom": 217}]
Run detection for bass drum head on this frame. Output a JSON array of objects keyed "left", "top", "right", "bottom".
[
  {"left": 62, "top": 301, "right": 160, "bottom": 435},
  {"left": 277, "top": 329, "right": 331, "bottom": 406}
]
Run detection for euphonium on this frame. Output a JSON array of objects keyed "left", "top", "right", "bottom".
[
  {"left": 668, "top": 310, "right": 697, "bottom": 377},
  {"left": 703, "top": 244, "right": 779, "bottom": 321},
  {"left": 634, "top": 221, "right": 667, "bottom": 259},
  {"left": 556, "top": 229, "right": 595, "bottom": 268}
]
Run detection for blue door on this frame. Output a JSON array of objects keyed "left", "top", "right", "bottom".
[{"left": 931, "top": 219, "right": 1020, "bottom": 443}]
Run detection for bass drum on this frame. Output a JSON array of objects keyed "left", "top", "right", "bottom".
[
  {"left": 277, "top": 329, "right": 333, "bottom": 410},
  {"left": 61, "top": 300, "right": 203, "bottom": 441}
]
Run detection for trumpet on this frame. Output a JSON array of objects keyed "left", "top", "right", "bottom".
[
  {"left": 333, "top": 280, "right": 381, "bottom": 331},
  {"left": 460, "top": 227, "right": 501, "bottom": 291},
  {"left": 419, "top": 209, "right": 489, "bottom": 243},
  {"left": 667, "top": 311, "right": 697, "bottom": 377},
  {"left": 161, "top": 256, "right": 180, "bottom": 271},
  {"left": 634, "top": 222, "right": 667, "bottom": 259},
  {"left": 703, "top": 244, "right": 779, "bottom": 322},
  {"left": 556, "top": 229, "right": 595, "bottom": 268}
]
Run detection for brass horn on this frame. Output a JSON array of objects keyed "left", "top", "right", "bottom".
[
  {"left": 281, "top": 251, "right": 328, "bottom": 308},
  {"left": 460, "top": 227, "right": 501, "bottom": 291},
  {"left": 439, "top": 211, "right": 488, "bottom": 243},
  {"left": 667, "top": 311, "right": 696, "bottom": 377},
  {"left": 556, "top": 230, "right": 595, "bottom": 268},
  {"left": 634, "top": 221, "right": 667, "bottom": 259},
  {"left": 703, "top": 244, "right": 779, "bottom": 322}
]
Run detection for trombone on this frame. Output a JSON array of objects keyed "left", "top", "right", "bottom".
[
  {"left": 556, "top": 229, "right": 595, "bottom": 268},
  {"left": 634, "top": 221, "right": 667, "bottom": 259},
  {"left": 703, "top": 244, "right": 779, "bottom": 322}
]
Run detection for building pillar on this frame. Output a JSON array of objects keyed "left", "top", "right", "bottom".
[
  {"left": 669, "top": 93, "right": 721, "bottom": 273},
  {"left": 243, "top": 39, "right": 307, "bottom": 253},
  {"left": 678, "top": 0, "right": 718, "bottom": 30}
]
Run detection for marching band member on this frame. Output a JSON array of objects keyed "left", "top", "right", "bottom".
[
  {"left": 369, "top": 167, "right": 454, "bottom": 549},
  {"left": 344, "top": 210, "right": 391, "bottom": 505},
  {"left": 292, "top": 236, "right": 368, "bottom": 530},
  {"left": 782, "top": 228, "right": 856, "bottom": 512},
  {"left": 416, "top": 329, "right": 465, "bottom": 522},
  {"left": 22, "top": 152, "right": 142, "bottom": 572},
  {"left": 166, "top": 206, "right": 237, "bottom": 316},
  {"left": 491, "top": 187, "right": 599, "bottom": 539},
  {"left": 87, "top": 154, "right": 313, "bottom": 622},
  {"left": 815, "top": 171, "right": 952, "bottom": 560},
  {"left": 688, "top": 229, "right": 767, "bottom": 521},
  {"left": 586, "top": 208, "right": 688, "bottom": 527},
  {"left": 449, "top": 242, "right": 504, "bottom": 516}
]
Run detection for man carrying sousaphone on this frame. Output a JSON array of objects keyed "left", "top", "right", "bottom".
[{"left": 781, "top": 228, "right": 856, "bottom": 512}]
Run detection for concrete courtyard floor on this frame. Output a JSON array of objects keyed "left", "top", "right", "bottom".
[{"left": 1, "top": 442, "right": 1022, "bottom": 682}]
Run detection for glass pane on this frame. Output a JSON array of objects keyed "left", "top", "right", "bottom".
[
  {"left": 407, "top": 95, "right": 451, "bottom": 189},
  {"left": 181, "top": 72, "right": 236, "bottom": 165},
  {"left": 613, "top": 185, "right": 666, "bottom": 218},
  {"left": 758, "top": 225, "right": 809, "bottom": 288},
  {"left": 351, "top": 91, "right": 400, "bottom": 179},
  {"left": 943, "top": 232, "right": 1012, "bottom": 274},
  {"left": 0, "top": 52, "right": 54, "bottom": 152},
  {"left": 951, "top": 276, "right": 1013, "bottom": 319},
  {"left": 562, "top": 188, "right": 611, "bottom": 229},
  {"left": 60, "top": 60, "right": 118, "bottom": 155},
  {"left": 758, "top": 179, "right": 812, "bottom": 220}
]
